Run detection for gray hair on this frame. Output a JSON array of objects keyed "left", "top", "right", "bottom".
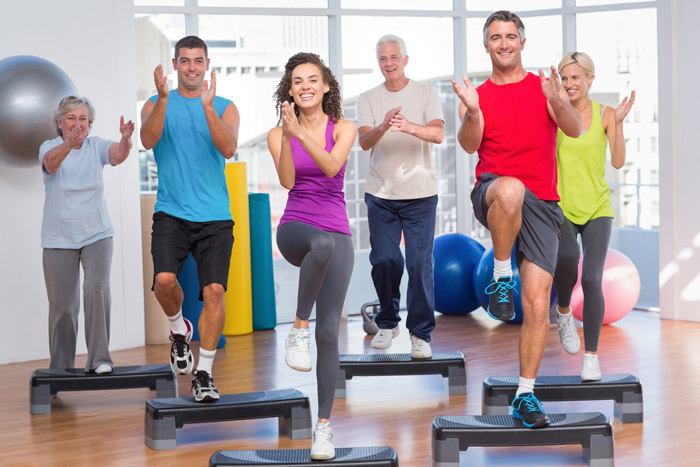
[
  {"left": 483, "top": 10, "right": 526, "bottom": 44},
  {"left": 53, "top": 95, "right": 96, "bottom": 137},
  {"left": 376, "top": 34, "right": 407, "bottom": 60}
]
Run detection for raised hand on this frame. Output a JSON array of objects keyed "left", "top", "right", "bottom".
[
  {"left": 452, "top": 75, "right": 479, "bottom": 113},
  {"left": 539, "top": 66, "right": 562, "bottom": 101},
  {"left": 119, "top": 116, "right": 135, "bottom": 140},
  {"left": 153, "top": 65, "right": 169, "bottom": 98},
  {"left": 281, "top": 101, "right": 301, "bottom": 139},
  {"left": 389, "top": 113, "right": 413, "bottom": 134},
  {"left": 382, "top": 107, "right": 402, "bottom": 131},
  {"left": 201, "top": 69, "right": 216, "bottom": 107},
  {"left": 615, "top": 90, "right": 636, "bottom": 123},
  {"left": 65, "top": 124, "right": 84, "bottom": 149}
]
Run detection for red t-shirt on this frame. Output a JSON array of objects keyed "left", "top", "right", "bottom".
[{"left": 475, "top": 72, "right": 559, "bottom": 201}]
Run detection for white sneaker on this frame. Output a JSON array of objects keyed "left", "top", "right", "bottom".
[
  {"left": 557, "top": 312, "right": 581, "bottom": 355},
  {"left": 581, "top": 354, "right": 602, "bottom": 381},
  {"left": 410, "top": 335, "right": 432, "bottom": 359},
  {"left": 94, "top": 363, "right": 113, "bottom": 374},
  {"left": 310, "top": 423, "right": 335, "bottom": 460},
  {"left": 370, "top": 326, "right": 399, "bottom": 349},
  {"left": 285, "top": 328, "right": 312, "bottom": 372}
]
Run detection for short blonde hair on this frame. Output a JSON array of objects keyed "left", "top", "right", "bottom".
[
  {"left": 53, "top": 95, "right": 96, "bottom": 137},
  {"left": 558, "top": 52, "right": 595, "bottom": 77}
]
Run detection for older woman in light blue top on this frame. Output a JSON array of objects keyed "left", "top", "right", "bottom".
[{"left": 39, "top": 96, "right": 134, "bottom": 373}]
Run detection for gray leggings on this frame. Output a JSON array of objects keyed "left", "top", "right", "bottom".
[
  {"left": 553, "top": 217, "right": 612, "bottom": 352},
  {"left": 276, "top": 222, "right": 354, "bottom": 419},
  {"left": 43, "top": 237, "right": 114, "bottom": 370}
]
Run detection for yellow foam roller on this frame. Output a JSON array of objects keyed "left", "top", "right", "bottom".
[{"left": 224, "top": 162, "right": 253, "bottom": 335}]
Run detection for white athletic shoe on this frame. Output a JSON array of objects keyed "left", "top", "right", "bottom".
[
  {"left": 94, "top": 363, "right": 113, "bottom": 374},
  {"left": 557, "top": 312, "right": 581, "bottom": 355},
  {"left": 310, "top": 423, "right": 335, "bottom": 460},
  {"left": 285, "top": 328, "right": 312, "bottom": 372},
  {"left": 410, "top": 335, "right": 433, "bottom": 359},
  {"left": 370, "top": 326, "right": 399, "bottom": 349},
  {"left": 581, "top": 354, "right": 602, "bottom": 382},
  {"left": 169, "top": 317, "right": 194, "bottom": 375}
]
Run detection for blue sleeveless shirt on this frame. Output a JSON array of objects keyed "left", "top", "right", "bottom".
[{"left": 149, "top": 90, "right": 232, "bottom": 221}]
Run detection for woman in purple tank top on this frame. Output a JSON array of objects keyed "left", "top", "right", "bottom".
[{"left": 267, "top": 52, "right": 357, "bottom": 461}]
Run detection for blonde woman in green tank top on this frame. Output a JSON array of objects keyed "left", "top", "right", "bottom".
[{"left": 552, "top": 52, "right": 635, "bottom": 381}]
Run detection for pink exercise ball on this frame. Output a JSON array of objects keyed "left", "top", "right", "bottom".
[{"left": 570, "top": 248, "right": 640, "bottom": 325}]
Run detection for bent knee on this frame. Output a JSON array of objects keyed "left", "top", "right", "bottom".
[
  {"left": 310, "top": 233, "right": 335, "bottom": 261},
  {"left": 488, "top": 177, "right": 526, "bottom": 207},
  {"left": 154, "top": 272, "right": 178, "bottom": 291}
]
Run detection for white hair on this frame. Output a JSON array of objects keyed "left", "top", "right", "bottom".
[
  {"left": 376, "top": 34, "right": 407, "bottom": 60},
  {"left": 53, "top": 95, "right": 95, "bottom": 137}
]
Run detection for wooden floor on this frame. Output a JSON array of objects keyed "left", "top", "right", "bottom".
[{"left": 3, "top": 309, "right": 699, "bottom": 466}]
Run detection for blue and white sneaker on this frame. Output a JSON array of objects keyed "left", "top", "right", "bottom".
[
  {"left": 512, "top": 392, "right": 549, "bottom": 428},
  {"left": 485, "top": 276, "right": 518, "bottom": 321}
]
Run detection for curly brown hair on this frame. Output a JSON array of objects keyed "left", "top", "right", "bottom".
[{"left": 273, "top": 52, "right": 342, "bottom": 125}]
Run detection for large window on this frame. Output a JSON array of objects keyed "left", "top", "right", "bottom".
[
  {"left": 577, "top": 8, "right": 658, "bottom": 229},
  {"left": 134, "top": 1, "right": 660, "bottom": 246},
  {"left": 135, "top": 13, "right": 185, "bottom": 192}
]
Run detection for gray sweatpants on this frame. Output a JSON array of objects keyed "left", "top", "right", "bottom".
[
  {"left": 277, "top": 222, "right": 354, "bottom": 419},
  {"left": 43, "top": 237, "right": 114, "bottom": 371}
]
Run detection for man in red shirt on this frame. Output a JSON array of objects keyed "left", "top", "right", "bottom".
[{"left": 453, "top": 10, "right": 581, "bottom": 428}]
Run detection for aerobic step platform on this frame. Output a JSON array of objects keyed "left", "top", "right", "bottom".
[
  {"left": 482, "top": 374, "right": 643, "bottom": 423},
  {"left": 145, "top": 388, "right": 312, "bottom": 450},
  {"left": 209, "top": 446, "right": 399, "bottom": 466},
  {"left": 432, "top": 412, "right": 613, "bottom": 467},
  {"left": 30, "top": 364, "right": 176, "bottom": 414},
  {"left": 336, "top": 351, "right": 467, "bottom": 398}
]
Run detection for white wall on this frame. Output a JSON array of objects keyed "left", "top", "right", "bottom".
[
  {"left": 0, "top": 1, "right": 143, "bottom": 363},
  {"left": 658, "top": 0, "right": 700, "bottom": 322}
]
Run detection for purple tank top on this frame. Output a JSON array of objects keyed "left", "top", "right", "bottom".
[{"left": 279, "top": 117, "right": 351, "bottom": 236}]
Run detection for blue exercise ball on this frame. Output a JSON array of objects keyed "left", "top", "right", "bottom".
[
  {"left": 472, "top": 247, "right": 524, "bottom": 324},
  {"left": 0, "top": 55, "right": 77, "bottom": 168},
  {"left": 433, "top": 233, "right": 485, "bottom": 315}
]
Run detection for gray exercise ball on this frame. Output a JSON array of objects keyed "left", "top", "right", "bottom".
[{"left": 0, "top": 55, "right": 77, "bottom": 168}]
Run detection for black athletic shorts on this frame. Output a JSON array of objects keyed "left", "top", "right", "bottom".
[
  {"left": 151, "top": 211, "right": 235, "bottom": 300},
  {"left": 470, "top": 172, "right": 563, "bottom": 276}
]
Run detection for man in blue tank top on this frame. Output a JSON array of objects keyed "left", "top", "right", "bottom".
[{"left": 140, "top": 36, "right": 240, "bottom": 403}]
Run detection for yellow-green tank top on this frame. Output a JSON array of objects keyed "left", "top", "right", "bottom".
[{"left": 556, "top": 102, "right": 613, "bottom": 224}]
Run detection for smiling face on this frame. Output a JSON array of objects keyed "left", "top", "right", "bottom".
[
  {"left": 289, "top": 62, "right": 329, "bottom": 110},
  {"left": 173, "top": 47, "right": 209, "bottom": 93},
  {"left": 560, "top": 63, "right": 594, "bottom": 102},
  {"left": 484, "top": 20, "right": 525, "bottom": 72},
  {"left": 57, "top": 105, "right": 89, "bottom": 141},
  {"left": 377, "top": 41, "right": 408, "bottom": 83}
]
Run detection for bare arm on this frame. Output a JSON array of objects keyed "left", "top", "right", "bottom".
[
  {"left": 389, "top": 115, "right": 444, "bottom": 144},
  {"left": 267, "top": 126, "right": 295, "bottom": 189},
  {"left": 140, "top": 65, "right": 169, "bottom": 150},
  {"left": 108, "top": 116, "right": 135, "bottom": 166},
  {"left": 541, "top": 66, "right": 582, "bottom": 138},
  {"left": 358, "top": 106, "right": 401, "bottom": 151},
  {"left": 297, "top": 118, "right": 357, "bottom": 177},
  {"left": 42, "top": 126, "right": 84, "bottom": 174},
  {"left": 452, "top": 75, "right": 483, "bottom": 153},
  {"left": 280, "top": 101, "right": 355, "bottom": 177},
  {"left": 201, "top": 70, "right": 239, "bottom": 158},
  {"left": 604, "top": 91, "right": 636, "bottom": 169}
]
